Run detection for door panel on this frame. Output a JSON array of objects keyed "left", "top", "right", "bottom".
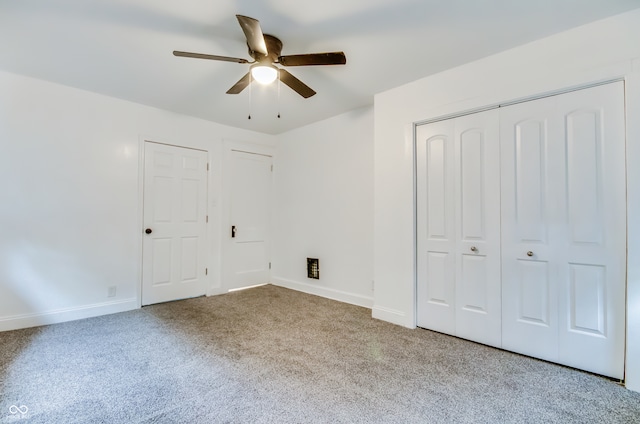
[
  {"left": 454, "top": 111, "right": 501, "bottom": 348},
  {"left": 425, "top": 252, "right": 452, "bottom": 305},
  {"left": 152, "top": 238, "right": 172, "bottom": 285},
  {"left": 566, "top": 109, "right": 603, "bottom": 244},
  {"left": 459, "top": 129, "right": 486, "bottom": 240},
  {"left": 426, "top": 136, "right": 449, "bottom": 239},
  {"left": 501, "top": 99, "right": 559, "bottom": 360},
  {"left": 555, "top": 83, "right": 626, "bottom": 378},
  {"left": 459, "top": 254, "right": 488, "bottom": 312},
  {"left": 568, "top": 263, "right": 605, "bottom": 335},
  {"left": 515, "top": 120, "right": 547, "bottom": 243},
  {"left": 226, "top": 150, "right": 272, "bottom": 290},
  {"left": 516, "top": 260, "right": 550, "bottom": 326},
  {"left": 142, "top": 142, "right": 208, "bottom": 305},
  {"left": 416, "top": 120, "right": 456, "bottom": 334}
]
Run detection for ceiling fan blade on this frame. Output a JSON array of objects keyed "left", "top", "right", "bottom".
[
  {"left": 279, "top": 69, "right": 316, "bottom": 98},
  {"left": 173, "top": 51, "right": 249, "bottom": 64},
  {"left": 278, "top": 52, "right": 346, "bottom": 66},
  {"left": 236, "top": 15, "right": 268, "bottom": 56},
  {"left": 226, "top": 72, "right": 252, "bottom": 94}
]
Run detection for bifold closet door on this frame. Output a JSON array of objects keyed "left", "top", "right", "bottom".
[
  {"left": 500, "top": 82, "right": 626, "bottom": 379},
  {"left": 416, "top": 119, "right": 456, "bottom": 335},
  {"left": 417, "top": 109, "right": 501, "bottom": 347}
]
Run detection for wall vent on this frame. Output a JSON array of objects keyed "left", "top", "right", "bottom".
[{"left": 307, "top": 258, "right": 319, "bottom": 279}]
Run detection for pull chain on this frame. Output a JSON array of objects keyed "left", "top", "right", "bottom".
[
  {"left": 248, "top": 73, "right": 252, "bottom": 120},
  {"left": 277, "top": 70, "right": 281, "bottom": 119}
]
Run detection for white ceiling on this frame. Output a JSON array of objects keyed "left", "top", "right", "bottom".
[{"left": 1, "top": 0, "right": 639, "bottom": 135}]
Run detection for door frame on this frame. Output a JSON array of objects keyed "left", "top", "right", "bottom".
[
  {"left": 137, "top": 137, "right": 212, "bottom": 307},
  {"left": 221, "top": 139, "right": 275, "bottom": 293}
]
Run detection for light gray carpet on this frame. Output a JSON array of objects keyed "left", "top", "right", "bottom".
[{"left": 1, "top": 284, "right": 639, "bottom": 423}]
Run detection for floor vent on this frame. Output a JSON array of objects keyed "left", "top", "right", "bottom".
[{"left": 307, "top": 258, "right": 319, "bottom": 279}]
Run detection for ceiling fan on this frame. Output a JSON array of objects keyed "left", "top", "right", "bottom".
[{"left": 173, "top": 15, "right": 347, "bottom": 99}]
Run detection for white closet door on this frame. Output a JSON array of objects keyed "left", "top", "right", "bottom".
[
  {"left": 416, "top": 119, "right": 456, "bottom": 335},
  {"left": 417, "top": 110, "right": 501, "bottom": 347},
  {"left": 500, "top": 97, "right": 561, "bottom": 362},
  {"left": 454, "top": 111, "right": 501, "bottom": 348},
  {"left": 555, "top": 83, "right": 626, "bottom": 378},
  {"left": 501, "top": 82, "right": 626, "bottom": 379}
]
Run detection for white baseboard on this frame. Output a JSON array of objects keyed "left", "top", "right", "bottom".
[
  {"left": 0, "top": 298, "right": 138, "bottom": 332},
  {"left": 372, "top": 305, "right": 415, "bottom": 328},
  {"left": 271, "top": 277, "right": 373, "bottom": 309}
]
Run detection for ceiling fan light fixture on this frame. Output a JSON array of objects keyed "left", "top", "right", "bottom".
[
  {"left": 251, "top": 64, "right": 278, "bottom": 85},
  {"left": 175, "top": 15, "right": 345, "bottom": 98}
]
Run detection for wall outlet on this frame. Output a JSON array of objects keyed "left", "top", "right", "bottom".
[{"left": 107, "top": 286, "right": 117, "bottom": 298}]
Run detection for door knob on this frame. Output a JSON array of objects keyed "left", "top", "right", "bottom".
[
  {"left": 145, "top": 228, "right": 152, "bottom": 234},
  {"left": 470, "top": 246, "right": 478, "bottom": 252},
  {"left": 527, "top": 251, "right": 534, "bottom": 257}
]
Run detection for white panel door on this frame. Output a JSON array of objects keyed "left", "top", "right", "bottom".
[
  {"left": 556, "top": 83, "right": 626, "bottom": 378},
  {"left": 500, "top": 97, "right": 560, "bottom": 362},
  {"left": 225, "top": 150, "right": 272, "bottom": 290},
  {"left": 454, "top": 111, "right": 502, "bottom": 348},
  {"left": 142, "top": 142, "right": 208, "bottom": 305},
  {"left": 501, "top": 82, "right": 626, "bottom": 378},
  {"left": 416, "top": 119, "right": 456, "bottom": 335},
  {"left": 417, "top": 109, "right": 501, "bottom": 347}
]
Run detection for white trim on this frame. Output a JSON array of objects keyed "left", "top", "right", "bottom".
[
  {"left": 206, "top": 140, "right": 223, "bottom": 295},
  {"left": 0, "top": 299, "right": 138, "bottom": 332},
  {"left": 223, "top": 138, "right": 276, "bottom": 157},
  {"left": 409, "top": 122, "right": 419, "bottom": 328},
  {"left": 271, "top": 278, "right": 373, "bottom": 309},
  {"left": 143, "top": 140, "right": 207, "bottom": 152},
  {"left": 414, "top": 78, "right": 624, "bottom": 127},
  {"left": 230, "top": 149, "right": 272, "bottom": 158},
  {"left": 624, "top": 70, "right": 640, "bottom": 392},
  {"left": 136, "top": 135, "right": 146, "bottom": 308},
  {"left": 228, "top": 283, "right": 268, "bottom": 292},
  {"left": 372, "top": 305, "right": 413, "bottom": 328}
]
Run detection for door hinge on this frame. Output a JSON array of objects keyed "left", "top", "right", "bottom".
[
  {"left": 206, "top": 215, "right": 208, "bottom": 223},
  {"left": 270, "top": 164, "right": 273, "bottom": 172},
  {"left": 269, "top": 262, "right": 271, "bottom": 270},
  {"left": 207, "top": 162, "right": 209, "bottom": 171},
  {"left": 205, "top": 268, "right": 208, "bottom": 275}
]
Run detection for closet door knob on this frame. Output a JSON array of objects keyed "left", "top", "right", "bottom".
[
  {"left": 470, "top": 246, "right": 478, "bottom": 252},
  {"left": 527, "top": 251, "right": 534, "bottom": 257}
]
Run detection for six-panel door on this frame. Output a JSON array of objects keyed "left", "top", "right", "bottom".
[{"left": 142, "top": 142, "right": 208, "bottom": 305}]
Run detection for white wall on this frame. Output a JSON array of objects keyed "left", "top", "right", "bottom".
[
  {"left": 0, "top": 69, "right": 274, "bottom": 331},
  {"left": 272, "top": 106, "right": 374, "bottom": 308},
  {"left": 373, "top": 9, "right": 640, "bottom": 391}
]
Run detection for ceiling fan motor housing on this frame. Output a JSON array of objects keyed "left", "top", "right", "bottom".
[{"left": 249, "top": 34, "right": 283, "bottom": 63}]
